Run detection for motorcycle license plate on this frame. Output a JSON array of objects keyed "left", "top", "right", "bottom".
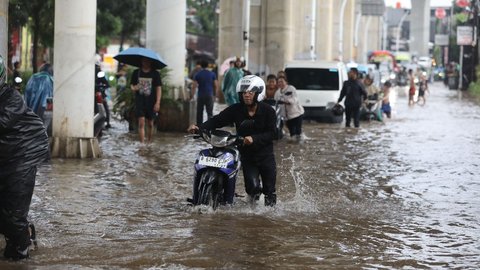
[{"left": 198, "top": 156, "right": 228, "bottom": 168}]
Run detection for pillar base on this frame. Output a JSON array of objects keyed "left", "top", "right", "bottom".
[{"left": 50, "top": 137, "right": 102, "bottom": 158}]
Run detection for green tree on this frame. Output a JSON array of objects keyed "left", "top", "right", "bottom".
[
  {"left": 96, "top": 0, "right": 146, "bottom": 51},
  {"left": 187, "top": 0, "right": 219, "bottom": 37},
  {"left": 8, "top": 0, "right": 54, "bottom": 72},
  {"left": 8, "top": 0, "right": 146, "bottom": 70}
]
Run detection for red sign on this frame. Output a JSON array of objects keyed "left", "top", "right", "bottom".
[
  {"left": 435, "top": 8, "right": 446, "bottom": 19},
  {"left": 456, "top": 0, "right": 469, "bottom": 8}
]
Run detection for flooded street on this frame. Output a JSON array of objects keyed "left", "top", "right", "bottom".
[{"left": 1, "top": 82, "right": 479, "bottom": 269}]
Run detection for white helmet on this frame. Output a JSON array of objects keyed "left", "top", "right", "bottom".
[{"left": 236, "top": 75, "right": 266, "bottom": 102}]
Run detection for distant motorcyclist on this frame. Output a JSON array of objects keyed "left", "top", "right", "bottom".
[
  {"left": 0, "top": 55, "right": 49, "bottom": 260},
  {"left": 95, "top": 64, "right": 112, "bottom": 129},
  {"left": 188, "top": 75, "right": 278, "bottom": 206}
]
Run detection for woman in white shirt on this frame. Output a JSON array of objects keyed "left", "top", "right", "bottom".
[{"left": 274, "top": 76, "right": 305, "bottom": 139}]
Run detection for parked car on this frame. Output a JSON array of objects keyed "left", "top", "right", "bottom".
[
  {"left": 417, "top": 56, "right": 432, "bottom": 69},
  {"left": 284, "top": 60, "right": 348, "bottom": 123}
]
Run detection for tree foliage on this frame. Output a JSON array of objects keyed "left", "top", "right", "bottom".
[
  {"left": 7, "top": 0, "right": 146, "bottom": 70},
  {"left": 96, "top": 0, "right": 146, "bottom": 51},
  {"left": 187, "top": 0, "right": 219, "bottom": 37},
  {"left": 8, "top": 0, "right": 54, "bottom": 72}
]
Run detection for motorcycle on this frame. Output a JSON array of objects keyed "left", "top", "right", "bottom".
[
  {"left": 13, "top": 76, "right": 22, "bottom": 92},
  {"left": 263, "top": 98, "right": 285, "bottom": 140},
  {"left": 188, "top": 129, "right": 243, "bottom": 210},
  {"left": 94, "top": 71, "right": 108, "bottom": 137},
  {"left": 360, "top": 94, "right": 382, "bottom": 121}
]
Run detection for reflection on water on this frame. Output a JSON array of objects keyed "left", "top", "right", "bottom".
[{"left": 1, "top": 83, "right": 479, "bottom": 269}]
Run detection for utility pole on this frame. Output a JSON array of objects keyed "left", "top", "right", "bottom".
[
  {"left": 242, "top": 0, "right": 250, "bottom": 69},
  {"left": 396, "top": 10, "right": 410, "bottom": 53},
  {"left": 339, "top": 0, "right": 349, "bottom": 61},
  {"left": 310, "top": 0, "right": 316, "bottom": 60}
]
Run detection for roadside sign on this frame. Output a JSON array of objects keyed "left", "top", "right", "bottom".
[
  {"left": 457, "top": 26, "right": 473, "bottom": 45},
  {"left": 435, "top": 34, "right": 449, "bottom": 46}
]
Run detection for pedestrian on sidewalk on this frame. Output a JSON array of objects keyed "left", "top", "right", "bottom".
[
  {"left": 0, "top": 55, "right": 49, "bottom": 260},
  {"left": 337, "top": 68, "right": 368, "bottom": 128},
  {"left": 191, "top": 60, "right": 218, "bottom": 125},
  {"left": 130, "top": 57, "right": 162, "bottom": 143}
]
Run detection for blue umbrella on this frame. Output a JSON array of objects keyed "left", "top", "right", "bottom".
[{"left": 114, "top": 47, "right": 167, "bottom": 70}]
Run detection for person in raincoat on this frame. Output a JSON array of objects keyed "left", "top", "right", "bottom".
[
  {"left": 0, "top": 55, "right": 49, "bottom": 260},
  {"left": 221, "top": 57, "right": 244, "bottom": 105},
  {"left": 23, "top": 62, "right": 54, "bottom": 119}
]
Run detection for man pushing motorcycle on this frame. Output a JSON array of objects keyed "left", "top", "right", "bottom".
[{"left": 188, "top": 75, "right": 278, "bottom": 206}]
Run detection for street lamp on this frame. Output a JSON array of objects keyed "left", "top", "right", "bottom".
[{"left": 395, "top": 9, "right": 410, "bottom": 54}]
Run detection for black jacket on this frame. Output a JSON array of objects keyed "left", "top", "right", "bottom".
[
  {"left": 200, "top": 102, "right": 276, "bottom": 158},
  {"left": 338, "top": 79, "right": 368, "bottom": 107},
  {"left": 0, "top": 85, "right": 49, "bottom": 175}
]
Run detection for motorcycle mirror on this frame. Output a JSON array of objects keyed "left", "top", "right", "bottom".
[
  {"left": 97, "top": 71, "right": 105, "bottom": 78},
  {"left": 14, "top": 77, "right": 22, "bottom": 83}
]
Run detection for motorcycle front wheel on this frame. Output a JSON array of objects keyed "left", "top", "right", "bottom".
[{"left": 197, "top": 169, "right": 223, "bottom": 210}]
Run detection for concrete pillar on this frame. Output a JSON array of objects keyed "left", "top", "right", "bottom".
[
  {"left": 343, "top": 0, "right": 356, "bottom": 62},
  {"left": 218, "top": 0, "right": 243, "bottom": 72},
  {"left": 410, "top": 0, "right": 430, "bottom": 56},
  {"left": 51, "top": 0, "right": 101, "bottom": 158},
  {"left": 146, "top": 0, "right": 186, "bottom": 99},
  {"left": 249, "top": 1, "right": 268, "bottom": 75},
  {"left": 0, "top": 0, "right": 7, "bottom": 64},
  {"left": 264, "top": 0, "right": 294, "bottom": 73},
  {"left": 317, "top": 0, "right": 334, "bottom": 61}
]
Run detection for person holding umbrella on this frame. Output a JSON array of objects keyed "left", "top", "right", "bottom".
[
  {"left": 130, "top": 57, "right": 162, "bottom": 143},
  {"left": 115, "top": 47, "right": 167, "bottom": 143}
]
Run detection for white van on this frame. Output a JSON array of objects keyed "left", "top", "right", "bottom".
[{"left": 284, "top": 61, "right": 348, "bottom": 123}]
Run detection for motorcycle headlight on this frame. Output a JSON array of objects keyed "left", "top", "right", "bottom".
[{"left": 210, "top": 134, "right": 229, "bottom": 147}]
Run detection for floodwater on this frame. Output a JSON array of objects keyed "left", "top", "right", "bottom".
[{"left": 1, "top": 82, "right": 479, "bottom": 269}]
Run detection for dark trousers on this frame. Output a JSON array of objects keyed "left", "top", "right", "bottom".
[
  {"left": 345, "top": 105, "right": 361, "bottom": 128},
  {"left": 103, "top": 100, "right": 110, "bottom": 125},
  {"left": 0, "top": 167, "right": 36, "bottom": 251},
  {"left": 286, "top": 115, "right": 303, "bottom": 136},
  {"left": 242, "top": 154, "right": 276, "bottom": 198},
  {"left": 196, "top": 96, "right": 214, "bottom": 125}
]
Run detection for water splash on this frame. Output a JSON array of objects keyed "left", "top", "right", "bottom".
[{"left": 280, "top": 153, "right": 319, "bottom": 213}]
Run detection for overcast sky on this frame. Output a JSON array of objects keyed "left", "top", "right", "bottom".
[{"left": 384, "top": 0, "right": 453, "bottom": 9}]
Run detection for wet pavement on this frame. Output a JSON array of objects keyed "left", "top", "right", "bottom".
[{"left": 1, "top": 82, "right": 479, "bottom": 269}]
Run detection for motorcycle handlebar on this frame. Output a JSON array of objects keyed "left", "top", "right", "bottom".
[{"left": 188, "top": 128, "right": 244, "bottom": 146}]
